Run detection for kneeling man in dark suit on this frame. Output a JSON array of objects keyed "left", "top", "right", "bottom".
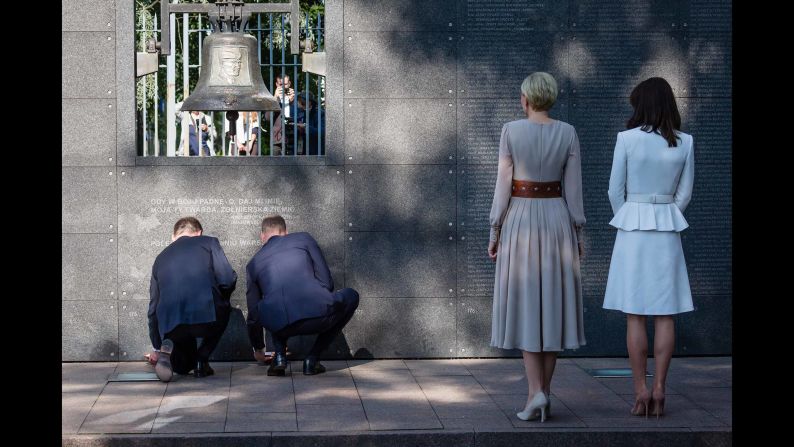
[
  {"left": 148, "top": 217, "right": 237, "bottom": 381},
  {"left": 246, "top": 215, "right": 359, "bottom": 376}
]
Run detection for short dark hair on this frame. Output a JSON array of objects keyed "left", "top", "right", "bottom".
[
  {"left": 173, "top": 217, "right": 203, "bottom": 236},
  {"left": 627, "top": 77, "right": 682, "bottom": 147},
  {"left": 261, "top": 215, "right": 286, "bottom": 234}
]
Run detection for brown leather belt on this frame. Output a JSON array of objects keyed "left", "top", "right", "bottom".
[{"left": 511, "top": 180, "right": 562, "bottom": 198}]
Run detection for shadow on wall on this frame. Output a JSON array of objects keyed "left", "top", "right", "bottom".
[
  {"left": 91, "top": 339, "right": 122, "bottom": 362},
  {"left": 111, "top": 0, "right": 729, "bottom": 361}
]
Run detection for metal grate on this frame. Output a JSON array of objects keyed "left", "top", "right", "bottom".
[
  {"left": 107, "top": 372, "right": 161, "bottom": 382},
  {"left": 586, "top": 368, "right": 653, "bottom": 378}
]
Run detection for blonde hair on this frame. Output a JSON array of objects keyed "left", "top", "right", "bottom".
[{"left": 521, "top": 72, "right": 558, "bottom": 112}]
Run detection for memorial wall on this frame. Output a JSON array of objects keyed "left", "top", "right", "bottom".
[{"left": 63, "top": 0, "right": 731, "bottom": 360}]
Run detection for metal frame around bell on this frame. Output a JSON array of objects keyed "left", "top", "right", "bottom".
[{"left": 150, "top": 0, "right": 300, "bottom": 57}]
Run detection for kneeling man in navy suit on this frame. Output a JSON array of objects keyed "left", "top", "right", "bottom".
[
  {"left": 147, "top": 217, "right": 237, "bottom": 381},
  {"left": 246, "top": 215, "right": 359, "bottom": 375}
]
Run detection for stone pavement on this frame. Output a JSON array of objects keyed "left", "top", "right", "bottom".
[{"left": 62, "top": 357, "right": 731, "bottom": 446}]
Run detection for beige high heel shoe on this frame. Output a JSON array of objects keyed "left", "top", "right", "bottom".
[
  {"left": 651, "top": 390, "right": 665, "bottom": 418},
  {"left": 517, "top": 391, "right": 549, "bottom": 422}
]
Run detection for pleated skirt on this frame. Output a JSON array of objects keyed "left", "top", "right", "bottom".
[{"left": 490, "top": 197, "right": 587, "bottom": 352}]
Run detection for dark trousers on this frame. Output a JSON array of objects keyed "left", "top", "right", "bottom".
[
  {"left": 272, "top": 288, "right": 359, "bottom": 358},
  {"left": 164, "top": 305, "right": 230, "bottom": 374}
]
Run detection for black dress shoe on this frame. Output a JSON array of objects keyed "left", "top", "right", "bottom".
[
  {"left": 155, "top": 339, "right": 174, "bottom": 382},
  {"left": 303, "top": 357, "right": 326, "bottom": 375},
  {"left": 194, "top": 360, "right": 214, "bottom": 378},
  {"left": 267, "top": 353, "right": 288, "bottom": 376}
]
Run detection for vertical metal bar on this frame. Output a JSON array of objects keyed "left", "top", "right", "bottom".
[
  {"left": 280, "top": 13, "right": 286, "bottom": 157},
  {"left": 182, "top": 12, "right": 191, "bottom": 156},
  {"left": 256, "top": 13, "right": 262, "bottom": 156},
  {"left": 305, "top": 13, "right": 309, "bottom": 155},
  {"left": 293, "top": 62, "right": 298, "bottom": 156},
  {"left": 154, "top": 15, "right": 160, "bottom": 156},
  {"left": 300, "top": 14, "right": 311, "bottom": 156},
  {"left": 316, "top": 14, "right": 324, "bottom": 156},
  {"left": 160, "top": 0, "right": 171, "bottom": 56},
  {"left": 199, "top": 14, "right": 209, "bottom": 154},
  {"left": 292, "top": 12, "right": 298, "bottom": 157},
  {"left": 290, "top": 0, "right": 300, "bottom": 54},
  {"left": 318, "top": 12, "right": 323, "bottom": 50},
  {"left": 269, "top": 13, "right": 274, "bottom": 157},
  {"left": 183, "top": 12, "right": 189, "bottom": 99},
  {"left": 142, "top": 74, "right": 148, "bottom": 156},
  {"left": 141, "top": 16, "right": 148, "bottom": 156},
  {"left": 198, "top": 13, "right": 203, "bottom": 66},
  {"left": 166, "top": 2, "right": 177, "bottom": 156}
]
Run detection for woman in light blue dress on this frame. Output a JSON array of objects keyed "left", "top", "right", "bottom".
[{"left": 603, "top": 77, "right": 694, "bottom": 418}]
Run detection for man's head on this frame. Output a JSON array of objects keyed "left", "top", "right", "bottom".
[
  {"left": 220, "top": 48, "right": 242, "bottom": 78},
  {"left": 260, "top": 215, "right": 287, "bottom": 244},
  {"left": 275, "top": 74, "right": 291, "bottom": 89},
  {"left": 173, "top": 217, "right": 203, "bottom": 241}
]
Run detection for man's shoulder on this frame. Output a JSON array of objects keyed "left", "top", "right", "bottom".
[
  {"left": 182, "top": 235, "right": 228, "bottom": 253},
  {"left": 287, "top": 232, "right": 316, "bottom": 243},
  {"left": 193, "top": 235, "right": 221, "bottom": 247}
]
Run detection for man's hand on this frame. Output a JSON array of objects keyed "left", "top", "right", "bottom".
[
  {"left": 253, "top": 349, "right": 272, "bottom": 364},
  {"left": 200, "top": 123, "right": 208, "bottom": 132},
  {"left": 144, "top": 351, "right": 159, "bottom": 365}
]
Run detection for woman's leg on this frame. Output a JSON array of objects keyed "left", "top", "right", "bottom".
[
  {"left": 522, "top": 350, "right": 545, "bottom": 407},
  {"left": 627, "top": 313, "right": 651, "bottom": 414},
  {"left": 542, "top": 352, "right": 557, "bottom": 396},
  {"left": 651, "top": 315, "right": 675, "bottom": 415}
]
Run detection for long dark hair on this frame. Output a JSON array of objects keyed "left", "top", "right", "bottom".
[{"left": 627, "top": 77, "right": 681, "bottom": 147}]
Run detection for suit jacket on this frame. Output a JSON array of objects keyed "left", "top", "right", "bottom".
[
  {"left": 148, "top": 235, "right": 237, "bottom": 349},
  {"left": 607, "top": 127, "right": 694, "bottom": 232},
  {"left": 246, "top": 232, "right": 337, "bottom": 346}
]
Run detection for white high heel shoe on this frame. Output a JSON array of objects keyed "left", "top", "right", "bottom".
[{"left": 517, "top": 391, "right": 549, "bottom": 422}]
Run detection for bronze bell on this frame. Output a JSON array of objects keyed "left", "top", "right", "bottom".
[{"left": 181, "top": 9, "right": 279, "bottom": 112}]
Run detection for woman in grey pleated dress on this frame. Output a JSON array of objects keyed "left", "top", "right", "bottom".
[
  {"left": 488, "top": 72, "right": 586, "bottom": 422},
  {"left": 603, "top": 77, "right": 694, "bottom": 418}
]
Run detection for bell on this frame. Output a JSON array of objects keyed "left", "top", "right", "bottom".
[{"left": 181, "top": 19, "right": 279, "bottom": 112}]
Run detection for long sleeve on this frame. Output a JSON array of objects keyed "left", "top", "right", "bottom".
[
  {"left": 211, "top": 238, "right": 237, "bottom": 300},
  {"left": 607, "top": 132, "right": 628, "bottom": 215},
  {"left": 563, "top": 128, "right": 586, "bottom": 226},
  {"left": 245, "top": 262, "right": 265, "bottom": 350},
  {"left": 488, "top": 124, "right": 513, "bottom": 242},
  {"left": 307, "top": 236, "right": 334, "bottom": 291},
  {"left": 674, "top": 137, "right": 695, "bottom": 212},
  {"left": 147, "top": 266, "right": 162, "bottom": 350}
]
